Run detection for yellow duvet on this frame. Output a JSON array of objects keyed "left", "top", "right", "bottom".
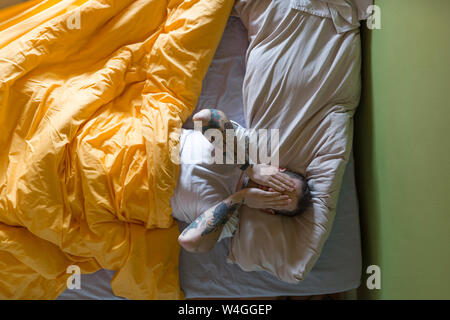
[{"left": 0, "top": 0, "right": 232, "bottom": 299}]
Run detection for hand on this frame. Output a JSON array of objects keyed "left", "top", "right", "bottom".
[
  {"left": 245, "top": 164, "right": 296, "bottom": 192},
  {"left": 241, "top": 188, "right": 291, "bottom": 210}
]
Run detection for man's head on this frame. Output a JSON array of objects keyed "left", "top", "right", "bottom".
[
  {"left": 271, "top": 170, "right": 311, "bottom": 216},
  {"left": 246, "top": 169, "right": 312, "bottom": 216}
]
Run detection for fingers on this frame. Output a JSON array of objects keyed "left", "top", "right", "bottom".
[
  {"left": 268, "top": 179, "right": 291, "bottom": 192},
  {"left": 262, "top": 191, "right": 282, "bottom": 198},
  {"left": 268, "top": 175, "right": 294, "bottom": 192},
  {"left": 264, "top": 194, "right": 291, "bottom": 208},
  {"left": 270, "top": 194, "right": 290, "bottom": 202},
  {"left": 277, "top": 172, "right": 296, "bottom": 187},
  {"left": 266, "top": 198, "right": 291, "bottom": 207},
  {"left": 274, "top": 173, "right": 296, "bottom": 191},
  {"left": 266, "top": 180, "right": 286, "bottom": 192}
]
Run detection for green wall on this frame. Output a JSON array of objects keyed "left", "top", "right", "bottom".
[{"left": 355, "top": 0, "right": 450, "bottom": 299}]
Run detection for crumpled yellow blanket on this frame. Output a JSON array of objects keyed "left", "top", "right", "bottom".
[{"left": 0, "top": 0, "right": 232, "bottom": 299}]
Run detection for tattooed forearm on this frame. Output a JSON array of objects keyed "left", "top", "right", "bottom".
[
  {"left": 180, "top": 218, "right": 198, "bottom": 237},
  {"left": 200, "top": 202, "right": 240, "bottom": 236},
  {"left": 178, "top": 191, "right": 246, "bottom": 253}
]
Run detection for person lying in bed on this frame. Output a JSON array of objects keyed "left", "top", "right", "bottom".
[{"left": 171, "top": 109, "right": 312, "bottom": 253}]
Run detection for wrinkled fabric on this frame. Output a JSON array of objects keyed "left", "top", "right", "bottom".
[
  {"left": 228, "top": 0, "right": 362, "bottom": 283},
  {"left": 0, "top": 0, "right": 232, "bottom": 299},
  {"left": 290, "top": 0, "right": 373, "bottom": 33}
]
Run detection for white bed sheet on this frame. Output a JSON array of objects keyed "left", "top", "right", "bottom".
[{"left": 58, "top": 15, "right": 361, "bottom": 300}]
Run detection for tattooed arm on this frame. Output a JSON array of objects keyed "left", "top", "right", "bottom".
[
  {"left": 178, "top": 190, "right": 245, "bottom": 253},
  {"left": 192, "top": 109, "right": 296, "bottom": 192},
  {"left": 178, "top": 188, "right": 290, "bottom": 253},
  {"left": 192, "top": 109, "right": 252, "bottom": 171}
]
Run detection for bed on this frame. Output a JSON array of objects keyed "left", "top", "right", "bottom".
[{"left": 58, "top": 13, "right": 362, "bottom": 299}]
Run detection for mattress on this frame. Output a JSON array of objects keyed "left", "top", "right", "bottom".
[{"left": 58, "top": 16, "right": 361, "bottom": 299}]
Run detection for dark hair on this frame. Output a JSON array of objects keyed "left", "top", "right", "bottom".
[{"left": 274, "top": 170, "right": 312, "bottom": 217}]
